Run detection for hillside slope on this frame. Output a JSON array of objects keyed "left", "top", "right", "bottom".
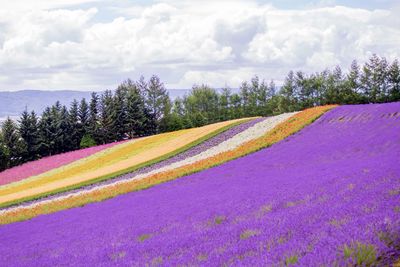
[
  {"left": 0, "top": 118, "right": 250, "bottom": 207},
  {"left": 0, "top": 103, "right": 399, "bottom": 266}
]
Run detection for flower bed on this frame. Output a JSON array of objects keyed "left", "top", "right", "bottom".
[
  {"left": 0, "top": 118, "right": 250, "bottom": 207},
  {"left": 0, "top": 106, "right": 333, "bottom": 223},
  {"left": 0, "top": 141, "right": 126, "bottom": 186}
]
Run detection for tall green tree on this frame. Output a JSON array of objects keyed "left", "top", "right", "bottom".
[
  {"left": 124, "top": 81, "right": 147, "bottom": 137},
  {"left": 361, "top": 54, "right": 389, "bottom": 103},
  {"left": 88, "top": 92, "right": 100, "bottom": 143},
  {"left": 144, "top": 75, "right": 170, "bottom": 134},
  {"left": 388, "top": 59, "right": 400, "bottom": 101},
  {"left": 114, "top": 83, "right": 128, "bottom": 140},
  {"left": 18, "top": 110, "right": 39, "bottom": 161},
  {"left": 2, "top": 117, "right": 24, "bottom": 166},
  {"left": 69, "top": 99, "right": 81, "bottom": 150},
  {"left": 38, "top": 107, "right": 55, "bottom": 156},
  {"left": 100, "top": 90, "right": 117, "bottom": 143},
  {"left": 0, "top": 131, "right": 10, "bottom": 171},
  {"left": 79, "top": 98, "right": 90, "bottom": 137}
]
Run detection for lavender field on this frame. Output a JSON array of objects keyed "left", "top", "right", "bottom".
[{"left": 0, "top": 103, "right": 399, "bottom": 266}]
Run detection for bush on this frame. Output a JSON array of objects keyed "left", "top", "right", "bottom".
[{"left": 80, "top": 134, "right": 97, "bottom": 149}]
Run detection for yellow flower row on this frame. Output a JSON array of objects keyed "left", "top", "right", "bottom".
[{"left": 0, "top": 106, "right": 336, "bottom": 224}]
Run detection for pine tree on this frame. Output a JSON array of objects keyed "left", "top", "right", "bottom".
[
  {"left": 114, "top": 84, "right": 128, "bottom": 140},
  {"left": 388, "top": 59, "right": 400, "bottom": 101},
  {"left": 38, "top": 107, "right": 54, "bottom": 156},
  {"left": 219, "top": 87, "right": 232, "bottom": 120},
  {"left": 69, "top": 99, "right": 81, "bottom": 150},
  {"left": 361, "top": 54, "right": 389, "bottom": 103},
  {"left": 2, "top": 117, "right": 24, "bottom": 166},
  {"left": 88, "top": 92, "right": 100, "bottom": 143},
  {"left": 58, "top": 106, "right": 72, "bottom": 152},
  {"left": 144, "top": 75, "right": 169, "bottom": 134},
  {"left": 125, "top": 83, "right": 146, "bottom": 137},
  {"left": 18, "top": 110, "right": 40, "bottom": 161},
  {"left": 79, "top": 98, "right": 90, "bottom": 137},
  {"left": 239, "top": 81, "right": 251, "bottom": 116},
  {"left": 280, "top": 71, "right": 297, "bottom": 112},
  {"left": 0, "top": 130, "right": 10, "bottom": 171},
  {"left": 100, "top": 90, "right": 117, "bottom": 143}
]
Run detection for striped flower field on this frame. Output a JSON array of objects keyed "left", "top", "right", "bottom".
[
  {"left": 0, "top": 103, "right": 399, "bottom": 266},
  {"left": 0, "top": 118, "right": 250, "bottom": 208},
  {"left": 0, "top": 140, "right": 127, "bottom": 186}
]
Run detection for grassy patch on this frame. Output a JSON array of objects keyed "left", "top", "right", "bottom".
[
  {"left": 137, "top": 233, "right": 152, "bottom": 242},
  {"left": 214, "top": 215, "right": 226, "bottom": 225},
  {"left": 285, "top": 255, "right": 298, "bottom": 266},
  {"left": 342, "top": 242, "right": 377, "bottom": 266},
  {"left": 240, "top": 229, "right": 259, "bottom": 240}
]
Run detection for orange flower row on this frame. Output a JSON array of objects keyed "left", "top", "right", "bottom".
[{"left": 0, "top": 105, "right": 336, "bottom": 224}]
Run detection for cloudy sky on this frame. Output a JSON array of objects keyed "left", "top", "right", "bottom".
[{"left": 0, "top": 0, "right": 399, "bottom": 91}]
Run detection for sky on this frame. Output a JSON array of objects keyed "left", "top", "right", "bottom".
[{"left": 0, "top": 0, "right": 399, "bottom": 91}]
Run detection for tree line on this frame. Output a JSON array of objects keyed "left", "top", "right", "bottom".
[{"left": 0, "top": 54, "right": 399, "bottom": 171}]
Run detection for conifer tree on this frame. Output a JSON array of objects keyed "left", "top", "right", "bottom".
[
  {"left": 144, "top": 75, "right": 169, "bottom": 134},
  {"left": 88, "top": 92, "right": 100, "bottom": 143},
  {"left": 79, "top": 98, "right": 90, "bottom": 137},
  {"left": 18, "top": 110, "right": 39, "bottom": 161},
  {"left": 2, "top": 117, "right": 24, "bottom": 166},
  {"left": 0, "top": 131, "right": 10, "bottom": 171},
  {"left": 69, "top": 99, "right": 81, "bottom": 150}
]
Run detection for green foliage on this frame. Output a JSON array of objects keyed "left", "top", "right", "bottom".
[
  {"left": 342, "top": 242, "right": 377, "bottom": 266},
  {"left": 0, "top": 133, "right": 10, "bottom": 171},
  {"left": 137, "top": 233, "right": 152, "bottom": 242},
  {"left": 285, "top": 255, "right": 298, "bottom": 266},
  {"left": 80, "top": 134, "right": 97, "bottom": 149}
]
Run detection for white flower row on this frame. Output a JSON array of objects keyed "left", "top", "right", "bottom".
[{"left": 0, "top": 112, "right": 297, "bottom": 215}]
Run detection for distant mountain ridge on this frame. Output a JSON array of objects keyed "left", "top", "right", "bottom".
[{"left": 0, "top": 89, "right": 191, "bottom": 119}]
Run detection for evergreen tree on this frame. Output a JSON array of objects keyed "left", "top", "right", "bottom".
[
  {"left": 69, "top": 99, "right": 81, "bottom": 150},
  {"left": 388, "top": 59, "right": 400, "bottom": 101},
  {"left": 361, "top": 54, "right": 389, "bottom": 103},
  {"left": 144, "top": 75, "right": 169, "bottom": 134},
  {"left": 219, "top": 87, "right": 232, "bottom": 120},
  {"left": 2, "top": 117, "right": 24, "bottom": 166},
  {"left": 57, "top": 106, "right": 72, "bottom": 153},
  {"left": 0, "top": 131, "right": 10, "bottom": 171},
  {"left": 114, "top": 84, "right": 128, "bottom": 140},
  {"left": 345, "top": 60, "right": 362, "bottom": 104},
  {"left": 18, "top": 110, "right": 40, "bottom": 161},
  {"left": 79, "top": 98, "right": 90, "bottom": 137},
  {"left": 280, "top": 71, "right": 298, "bottom": 112},
  {"left": 100, "top": 90, "right": 117, "bottom": 143},
  {"left": 125, "top": 81, "right": 147, "bottom": 137},
  {"left": 88, "top": 92, "right": 100, "bottom": 143},
  {"left": 230, "top": 93, "right": 242, "bottom": 119},
  {"left": 240, "top": 81, "right": 251, "bottom": 116},
  {"left": 38, "top": 107, "right": 54, "bottom": 156}
]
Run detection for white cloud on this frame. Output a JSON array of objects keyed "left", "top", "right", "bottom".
[{"left": 0, "top": 1, "right": 399, "bottom": 90}]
